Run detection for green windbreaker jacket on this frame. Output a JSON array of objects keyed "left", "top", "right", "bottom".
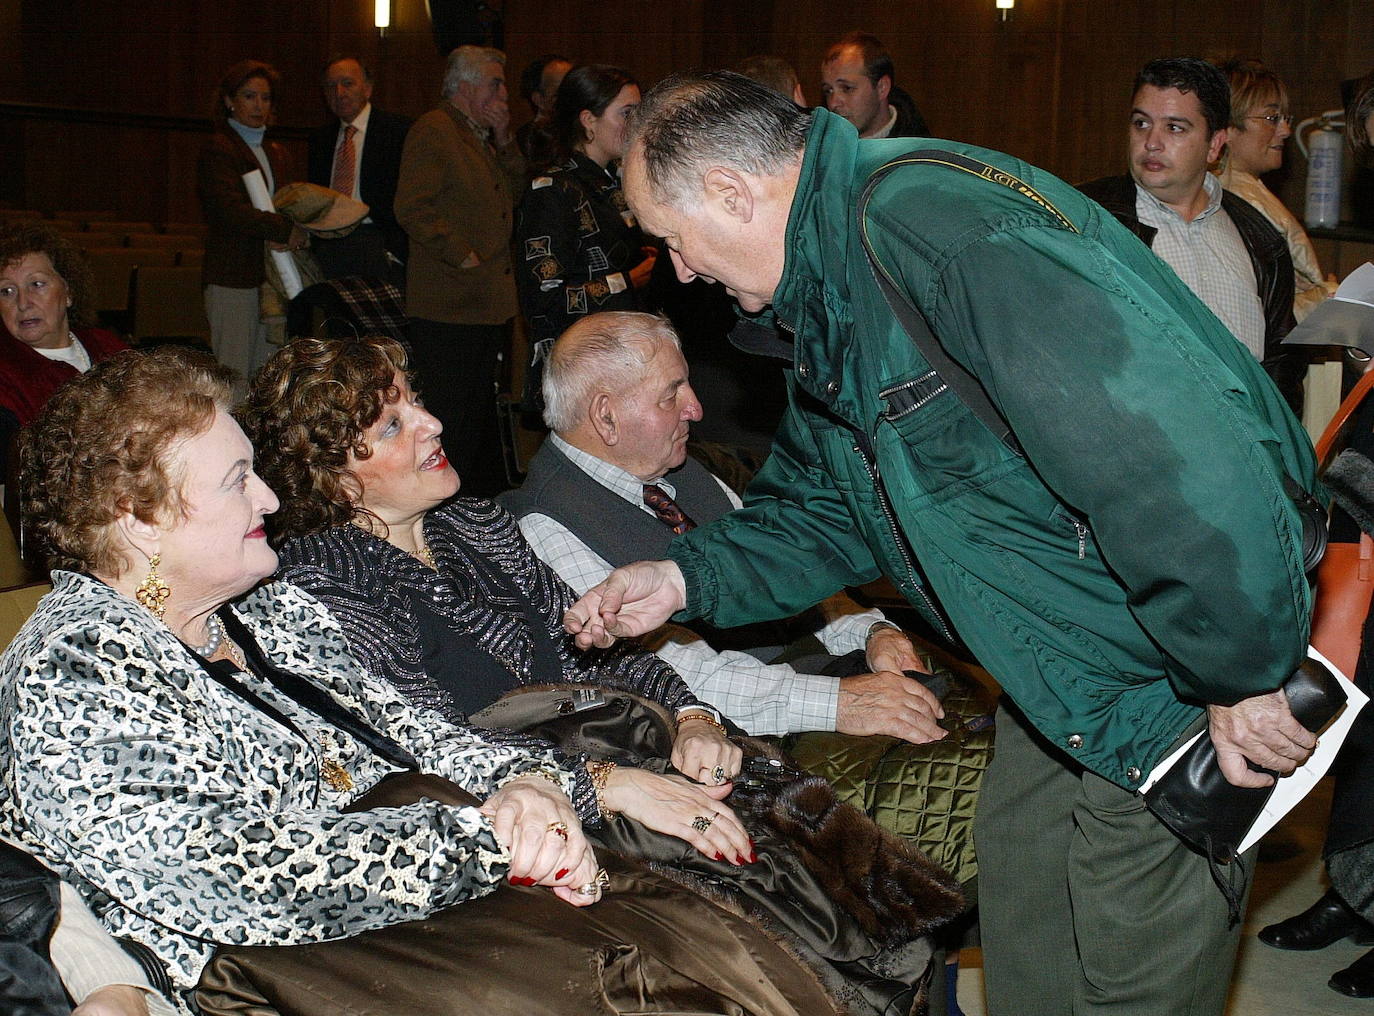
[{"left": 667, "top": 109, "right": 1317, "bottom": 789}]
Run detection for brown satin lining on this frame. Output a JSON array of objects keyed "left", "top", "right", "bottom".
[{"left": 194, "top": 772, "right": 843, "bottom": 1016}]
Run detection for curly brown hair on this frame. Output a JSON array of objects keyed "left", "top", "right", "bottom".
[
  {"left": 238, "top": 335, "right": 412, "bottom": 543},
  {"left": 0, "top": 222, "right": 97, "bottom": 328},
  {"left": 20, "top": 346, "right": 236, "bottom": 577}
]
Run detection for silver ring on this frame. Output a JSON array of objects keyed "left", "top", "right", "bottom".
[
  {"left": 692, "top": 814, "right": 713, "bottom": 833},
  {"left": 711, "top": 764, "right": 727, "bottom": 784}
]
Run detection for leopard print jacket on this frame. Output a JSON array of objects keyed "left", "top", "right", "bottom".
[{"left": 0, "top": 572, "right": 578, "bottom": 993}]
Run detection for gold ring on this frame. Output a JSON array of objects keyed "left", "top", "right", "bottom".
[
  {"left": 548, "top": 820, "right": 569, "bottom": 840},
  {"left": 711, "top": 764, "right": 727, "bottom": 784},
  {"left": 692, "top": 814, "right": 713, "bottom": 833},
  {"left": 575, "top": 868, "right": 610, "bottom": 896}
]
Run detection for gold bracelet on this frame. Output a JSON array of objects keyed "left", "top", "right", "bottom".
[
  {"left": 585, "top": 759, "right": 618, "bottom": 817},
  {"left": 676, "top": 711, "right": 726, "bottom": 736},
  {"left": 504, "top": 765, "right": 565, "bottom": 792}
]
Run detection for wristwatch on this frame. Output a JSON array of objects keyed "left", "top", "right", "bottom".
[{"left": 865, "top": 620, "right": 902, "bottom": 643}]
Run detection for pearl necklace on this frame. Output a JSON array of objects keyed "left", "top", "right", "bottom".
[{"left": 187, "top": 614, "right": 225, "bottom": 656}]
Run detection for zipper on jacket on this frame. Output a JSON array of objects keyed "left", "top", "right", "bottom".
[
  {"left": 1072, "top": 520, "right": 1087, "bottom": 560},
  {"left": 851, "top": 434, "right": 956, "bottom": 643}
]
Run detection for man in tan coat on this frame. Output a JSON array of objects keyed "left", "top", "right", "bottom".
[{"left": 395, "top": 45, "right": 525, "bottom": 496}]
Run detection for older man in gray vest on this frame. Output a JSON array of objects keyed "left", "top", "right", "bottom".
[{"left": 501, "top": 310, "right": 945, "bottom": 742}]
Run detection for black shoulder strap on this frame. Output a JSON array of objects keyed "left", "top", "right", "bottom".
[
  {"left": 857, "top": 149, "right": 1077, "bottom": 455},
  {"left": 209, "top": 610, "right": 420, "bottom": 773}
]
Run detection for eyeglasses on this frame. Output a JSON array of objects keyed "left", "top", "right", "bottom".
[{"left": 1245, "top": 114, "right": 1294, "bottom": 126}]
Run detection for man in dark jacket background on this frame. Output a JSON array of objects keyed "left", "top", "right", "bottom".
[
  {"left": 564, "top": 71, "right": 1319, "bottom": 1016},
  {"left": 307, "top": 56, "right": 412, "bottom": 286},
  {"left": 819, "top": 32, "right": 929, "bottom": 139},
  {"left": 1079, "top": 57, "right": 1305, "bottom": 413}
]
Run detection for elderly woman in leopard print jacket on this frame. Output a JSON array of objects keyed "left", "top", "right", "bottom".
[{"left": 0, "top": 348, "right": 604, "bottom": 1000}]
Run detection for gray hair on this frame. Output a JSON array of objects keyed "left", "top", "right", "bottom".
[
  {"left": 442, "top": 45, "right": 505, "bottom": 99},
  {"left": 628, "top": 70, "right": 811, "bottom": 209},
  {"left": 542, "top": 312, "right": 682, "bottom": 433}
]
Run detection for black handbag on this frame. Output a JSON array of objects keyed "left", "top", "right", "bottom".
[
  {"left": 1141, "top": 657, "right": 1348, "bottom": 920},
  {"left": 1142, "top": 657, "right": 1347, "bottom": 865}
]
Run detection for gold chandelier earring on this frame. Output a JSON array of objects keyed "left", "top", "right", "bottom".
[{"left": 135, "top": 553, "right": 171, "bottom": 619}]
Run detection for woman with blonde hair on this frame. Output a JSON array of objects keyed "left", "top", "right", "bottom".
[{"left": 1215, "top": 57, "right": 1336, "bottom": 321}]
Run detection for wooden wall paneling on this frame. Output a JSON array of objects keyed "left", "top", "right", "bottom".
[{"left": 5, "top": 0, "right": 1371, "bottom": 231}]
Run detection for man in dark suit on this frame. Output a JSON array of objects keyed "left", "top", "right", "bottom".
[{"left": 307, "top": 56, "right": 412, "bottom": 286}]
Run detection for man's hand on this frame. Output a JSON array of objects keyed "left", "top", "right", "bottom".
[
  {"left": 483, "top": 97, "right": 512, "bottom": 148},
  {"left": 564, "top": 560, "right": 687, "bottom": 649},
  {"left": 1207, "top": 689, "right": 1317, "bottom": 788},
  {"left": 865, "top": 625, "right": 926, "bottom": 675},
  {"left": 837, "top": 671, "right": 946, "bottom": 744}
]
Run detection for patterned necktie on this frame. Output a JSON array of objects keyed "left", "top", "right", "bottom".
[
  {"left": 643, "top": 484, "right": 696, "bottom": 535},
  {"left": 331, "top": 123, "right": 358, "bottom": 197}
]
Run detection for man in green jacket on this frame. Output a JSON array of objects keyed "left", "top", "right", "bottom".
[{"left": 564, "top": 72, "right": 1319, "bottom": 1015}]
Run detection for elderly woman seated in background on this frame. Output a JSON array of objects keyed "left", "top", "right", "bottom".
[
  {"left": 2, "top": 346, "right": 844, "bottom": 1015},
  {"left": 0, "top": 223, "right": 127, "bottom": 428}
]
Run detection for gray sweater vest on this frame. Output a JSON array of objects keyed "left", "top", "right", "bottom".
[{"left": 501, "top": 440, "right": 734, "bottom": 567}]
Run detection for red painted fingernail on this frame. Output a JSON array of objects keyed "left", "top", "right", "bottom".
[
  {"left": 735, "top": 854, "right": 746, "bottom": 866},
  {"left": 507, "top": 875, "right": 517, "bottom": 884},
  {"left": 555, "top": 868, "right": 570, "bottom": 880},
  {"left": 714, "top": 851, "right": 725, "bottom": 861},
  {"left": 750, "top": 851, "right": 758, "bottom": 864}
]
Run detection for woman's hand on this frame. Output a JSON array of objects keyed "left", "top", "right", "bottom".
[
  {"left": 671, "top": 715, "right": 742, "bottom": 788},
  {"left": 72, "top": 985, "right": 150, "bottom": 1016},
  {"left": 629, "top": 247, "right": 658, "bottom": 289},
  {"left": 481, "top": 774, "right": 601, "bottom": 906},
  {"left": 602, "top": 766, "right": 753, "bottom": 864}
]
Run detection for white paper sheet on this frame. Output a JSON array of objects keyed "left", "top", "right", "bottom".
[
  {"left": 242, "top": 169, "right": 303, "bottom": 299},
  {"left": 1137, "top": 646, "right": 1368, "bottom": 853}
]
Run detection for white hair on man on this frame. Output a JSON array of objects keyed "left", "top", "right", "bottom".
[
  {"left": 542, "top": 312, "right": 682, "bottom": 433},
  {"left": 442, "top": 45, "right": 505, "bottom": 99},
  {"left": 628, "top": 70, "right": 812, "bottom": 210}
]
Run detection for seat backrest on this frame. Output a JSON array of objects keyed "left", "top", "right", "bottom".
[
  {"left": 1316, "top": 371, "right": 1374, "bottom": 473},
  {"left": 86, "top": 247, "right": 177, "bottom": 313},
  {"left": 0, "top": 583, "right": 50, "bottom": 653},
  {"left": 102, "top": 221, "right": 157, "bottom": 234},
  {"left": 128, "top": 233, "right": 204, "bottom": 251},
  {"left": 131, "top": 265, "right": 210, "bottom": 343}
]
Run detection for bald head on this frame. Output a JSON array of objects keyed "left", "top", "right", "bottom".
[{"left": 544, "top": 312, "right": 702, "bottom": 481}]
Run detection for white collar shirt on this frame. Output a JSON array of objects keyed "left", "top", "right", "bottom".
[{"left": 1135, "top": 173, "right": 1265, "bottom": 360}]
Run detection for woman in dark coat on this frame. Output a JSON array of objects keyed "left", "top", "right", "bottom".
[
  {"left": 196, "top": 59, "right": 305, "bottom": 387},
  {"left": 513, "top": 65, "right": 657, "bottom": 405}
]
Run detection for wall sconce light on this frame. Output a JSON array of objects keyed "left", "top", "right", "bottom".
[
  {"left": 996, "top": 0, "right": 1014, "bottom": 22},
  {"left": 375, "top": 0, "right": 392, "bottom": 33}
]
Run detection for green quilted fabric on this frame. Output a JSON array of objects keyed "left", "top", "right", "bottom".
[{"left": 780, "top": 663, "right": 994, "bottom": 892}]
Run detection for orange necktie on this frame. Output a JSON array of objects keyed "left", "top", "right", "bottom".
[{"left": 331, "top": 123, "right": 357, "bottom": 197}]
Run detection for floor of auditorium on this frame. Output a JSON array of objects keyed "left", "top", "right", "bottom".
[{"left": 954, "top": 775, "right": 1372, "bottom": 1015}]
